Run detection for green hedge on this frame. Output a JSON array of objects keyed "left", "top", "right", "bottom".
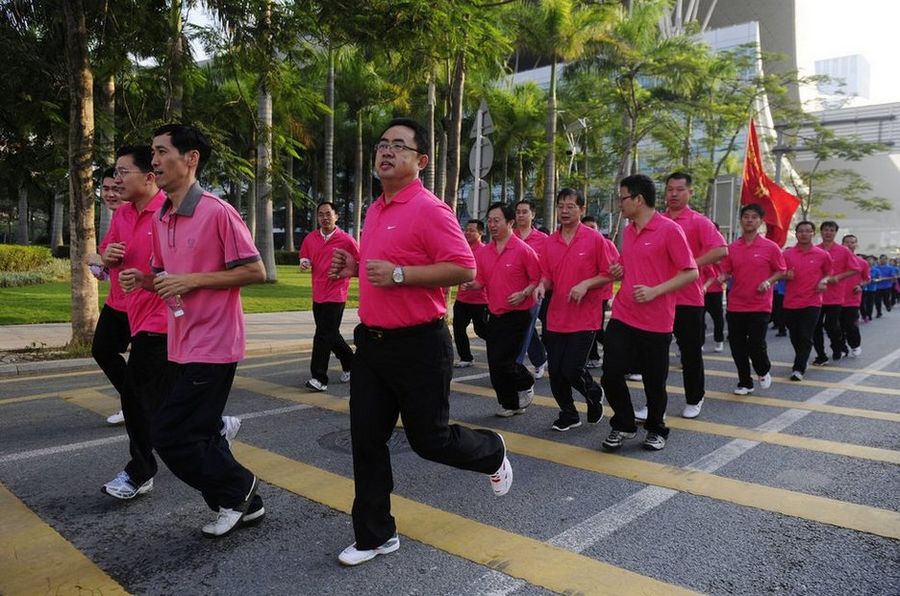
[
  {"left": 0, "top": 245, "right": 53, "bottom": 272},
  {"left": 0, "top": 271, "right": 46, "bottom": 287},
  {"left": 274, "top": 250, "right": 299, "bottom": 265}
]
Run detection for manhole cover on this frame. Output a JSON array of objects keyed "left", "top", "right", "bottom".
[{"left": 318, "top": 429, "right": 411, "bottom": 455}]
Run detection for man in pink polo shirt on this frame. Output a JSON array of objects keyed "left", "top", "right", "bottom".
[
  {"left": 514, "top": 200, "right": 549, "bottom": 378},
  {"left": 93, "top": 168, "right": 130, "bottom": 427},
  {"left": 580, "top": 216, "right": 619, "bottom": 369},
  {"left": 328, "top": 118, "right": 510, "bottom": 567},
  {"left": 99, "top": 145, "right": 169, "bottom": 500},
  {"left": 472, "top": 202, "right": 540, "bottom": 417},
  {"left": 535, "top": 189, "right": 614, "bottom": 432},
  {"left": 782, "top": 221, "right": 833, "bottom": 381},
  {"left": 600, "top": 174, "right": 697, "bottom": 452},
  {"left": 660, "top": 172, "right": 726, "bottom": 420},
  {"left": 453, "top": 219, "right": 489, "bottom": 368},
  {"left": 716, "top": 204, "right": 786, "bottom": 395},
  {"left": 812, "top": 221, "right": 862, "bottom": 365},
  {"left": 839, "top": 234, "right": 869, "bottom": 358},
  {"left": 299, "top": 201, "right": 359, "bottom": 391},
  {"left": 146, "top": 124, "right": 266, "bottom": 538}
]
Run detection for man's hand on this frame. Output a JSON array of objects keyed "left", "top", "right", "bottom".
[
  {"left": 118, "top": 268, "right": 145, "bottom": 293},
  {"left": 507, "top": 289, "right": 528, "bottom": 306},
  {"left": 299, "top": 257, "right": 312, "bottom": 272},
  {"left": 756, "top": 280, "right": 772, "bottom": 294},
  {"left": 534, "top": 282, "right": 546, "bottom": 303},
  {"left": 366, "top": 259, "right": 396, "bottom": 287},
  {"left": 154, "top": 272, "right": 194, "bottom": 299},
  {"left": 102, "top": 242, "right": 126, "bottom": 266},
  {"left": 329, "top": 248, "right": 357, "bottom": 279},
  {"left": 609, "top": 262, "right": 624, "bottom": 280},
  {"left": 785, "top": 269, "right": 795, "bottom": 280},
  {"left": 568, "top": 281, "right": 589, "bottom": 304},
  {"left": 633, "top": 284, "right": 660, "bottom": 303}
]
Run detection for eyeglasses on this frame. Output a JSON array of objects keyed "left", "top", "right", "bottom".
[
  {"left": 114, "top": 167, "right": 144, "bottom": 178},
  {"left": 374, "top": 142, "right": 423, "bottom": 154},
  {"left": 618, "top": 194, "right": 636, "bottom": 202}
]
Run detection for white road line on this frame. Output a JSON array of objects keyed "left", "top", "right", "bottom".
[
  {"left": 0, "top": 403, "right": 314, "bottom": 464},
  {"left": 462, "top": 345, "right": 900, "bottom": 596},
  {"left": 453, "top": 372, "right": 491, "bottom": 382}
]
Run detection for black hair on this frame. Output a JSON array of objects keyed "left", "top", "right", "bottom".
[
  {"left": 666, "top": 171, "right": 692, "bottom": 187},
  {"left": 466, "top": 219, "right": 485, "bottom": 232},
  {"left": 487, "top": 202, "right": 515, "bottom": 223},
  {"left": 101, "top": 167, "right": 116, "bottom": 180},
  {"left": 115, "top": 145, "right": 153, "bottom": 172},
  {"left": 515, "top": 199, "right": 536, "bottom": 213},
  {"left": 841, "top": 234, "right": 857, "bottom": 242},
  {"left": 821, "top": 220, "right": 839, "bottom": 231},
  {"left": 620, "top": 174, "right": 656, "bottom": 208},
  {"left": 381, "top": 117, "right": 429, "bottom": 157},
  {"left": 316, "top": 201, "right": 337, "bottom": 213},
  {"left": 581, "top": 215, "right": 597, "bottom": 224},
  {"left": 557, "top": 187, "right": 585, "bottom": 207},
  {"left": 795, "top": 220, "right": 816, "bottom": 233},
  {"left": 740, "top": 203, "right": 765, "bottom": 218},
  {"left": 152, "top": 124, "right": 212, "bottom": 174}
]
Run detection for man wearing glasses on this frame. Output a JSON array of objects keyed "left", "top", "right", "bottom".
[
  {"left": 329, "top": 118, "right": 511, "bottom": 566},
  {"left": 600, "top": 174, "right": 697, "bottom": 452}
]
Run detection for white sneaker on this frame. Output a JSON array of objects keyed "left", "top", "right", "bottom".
[
  {"left": 714, "top": 342, "right": 724, "bottom": 353},
  {"left": 454, "top": 360, "right": 473, "bottom": 368},
  {"left": 682, "top": 400, "right": 703, "bottom": 419},
  {"left": 221, "top": 416, "right": 241, "bottom": 447},
  {"left": 586, "top": 359, "right": 602, "bottom": 369},
  {"left": 533, "top": 363, "right": 546, "bottom": 379},
  {"left": 106, "top": 410, "right": 125, "bottom": 425},
  {"left": 495, "top": 408, "right": 525, "bottom": 417},
  {"left": 305, "top": 378, "right": 327, "bottom": 392},
  {"left": 518, "top": 386, "right": 534, "bottom": 409},
  {"left": 102, "top": 471, "right": 153, "bottom": 500},
  {"left": 339, "top": 370, "right": 351, "bottom": 383},
  {"left": 634, "top": 406, "right": 648, "bottom": 422},
  {"left": 201, "top": 477, "right": 258, "bottom": 538},
  {"left": 338, "top": 535, "right": 400, "bottom": 566},
  {"left": 733, "top": 386, "right": 754, "bottom": 396},
  {"left": 489, "top": 434, "right": 512, "bottom": 496},
  {"left": 626, "top": 373, "right": 643, "bottom": 382},
  {"left": 758, "top": 373, "right": 772, "bottom": 389},
  {"left": 849, "top": 347, "right": 862, "bottom": 358},
  {"left": 790, "top": 370, "right": 804, "bottom": 382}
]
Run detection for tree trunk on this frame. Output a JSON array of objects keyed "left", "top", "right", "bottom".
[
  {"left": 167, "top": 0, "right": 184, "bottom": 120},
  {"left": 516, "top": 153, "right": 524, "bottom": 203},
  {"left": 97, "top": 73, "right": 115, "bottom": 239},
  {"left": 51, "top": 186, "right": 65, "bottom": 249},
  {"left": 437, "top": 127, "right": 448, "bottom": 201},
  {"left": 543, "top": 60, "right": 558, "bottom": 229},
  {"left": 425, "top": 79, "right": 436, "bottom": 191},
  {"left": 17, "top": 184, "right": 28, "bottom": 244},
  {"left": 354, "top": 111, "right": 364, "bottom": 241},
  {"left": 254, "top": 2, "right": 276, "bottom": 282},
  {"left": 284, "top": 156, "right": 295, "bottom": 252},
  {"left": 248, "top": 147, "right": 257, "bottom": 239},
  {"left": 501, "top": 149, "right": 509, "bottom": 203},
  {"left": 63, "top": 0, "right": 99, "bottom": 346},
  {"left": 324, "top": 47, "right": 335, "bottom": 203},
  {"left": 445, "top": 52, "right": 465, "bottom": 212}
]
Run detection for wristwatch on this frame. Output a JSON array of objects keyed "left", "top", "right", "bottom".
[{"left": 392, "top": 266, "right": 405, "bottom": 285}]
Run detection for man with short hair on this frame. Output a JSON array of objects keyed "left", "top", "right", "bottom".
[
  {"left": 536, "top": 189, "right": 613, "bottom": 432},
  {"left": 873, "top": 254, "right": 895, "bottom": 316},
  {"left": 600, "top": 175, "right": 697, "bottom": 452},
  {"left": 812, "top": 221, "right": 861, "bottom": 364},
  {"left": 472, "top": 203, "right": 540, "bottom": 417},
  {"left": 580, "top": 215, "right": 617, "bottom": 368},
  {"left": 147, "top": 124, "right": 266, "bottom": 538},
  {"left": 716, "top": 204, "right": 786, "bottom": 395},
  {"left": 329, "top": 118, "right": 510, "bottom": 567},
  {"left": 514, "top": 200, "right": 549, "bottom": 378},
  {"left": 93, "top": 168, "right": 130, "bottom": 427},
  {"left": 453, "top": 219, "right": 489, "bottom": 368},
  {"left": 661, "top": 172, "right": 726, "bottom": 420},
  {"left": 839, "top": 234, "right": 868, "bottom": 357},
  {"left": 782, "top": 221, "right": 833, "bottom": 381},
  {"left": 299, "top": 201, "right": 359, "bottom": 391}
]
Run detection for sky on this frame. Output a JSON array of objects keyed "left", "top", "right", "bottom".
[{"left": 796, "top": 0, "right": 900, "bottom": 104}]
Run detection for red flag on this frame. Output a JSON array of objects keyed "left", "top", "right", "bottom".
[{"left": 740, "top": 119, "right": 801, "bottom": 247}]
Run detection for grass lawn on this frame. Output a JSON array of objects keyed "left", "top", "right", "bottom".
[{"left": 0, "top": 266, "right": 357, "bottom": 326}]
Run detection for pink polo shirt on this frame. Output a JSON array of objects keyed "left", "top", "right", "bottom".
[
  {"left": 515, "top": 227, "right": 549, "bottom": 257},
  {"left": 104, "top": 191, "right": 168, "bottom": 335},
  {"left": 457, "top": 240, "right": 488, "bottom": 305},
  {"left": 540, "top": 223, "right": 614, "bottom": 333},
  {"left": 599, "top": 236, "right": 620, "bottom": 300},
  {"left": 719, "top": 234, "right": 786, "bottom": 313},
  {"left": 475, "top": 234, "right": 540, "bottom": 315},
  {"left": 782, "top": 245, "right": 833, "bottom": 309},
  {"left": 611, "top": 212, "right": 697, "bottom": 333},
  {"left": 150, "top": 184, "right": 260, "bottom": 364},
  {"left": 358, "top": 179, "right": 475, "bottom": 329},
  {"left": 299, "top": 227, "right": 359, "bottom": 303},
  {"left": 818, "top": 242, "right": 861, "bottom": 306},
  {"left": 702, "top": 264, "right": 723, "bottom": 294},
  {"left": 98, "top": 212, "right": 128, "bottom": 312},
  {"left": 665, "top": 207, "right": 726, "bottom": 307},
  {"left": 842, "top": 255, "right": 870, "bottom": 307}
]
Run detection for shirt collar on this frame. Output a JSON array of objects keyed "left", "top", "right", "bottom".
[
  {"left": 160, "top": 182, "right": 204, "bottom": 219},
  {"left": 320, "top": 227, "right": 338, "bottom": 241},
  {"left": 376, "top": 178, "right": 423, "bottom": 207}
]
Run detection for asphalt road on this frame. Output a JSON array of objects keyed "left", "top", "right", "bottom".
[{"left": 1, "top": 318, "right": 899, "bottom": 595}]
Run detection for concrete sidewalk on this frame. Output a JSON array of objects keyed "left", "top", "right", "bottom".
[{"left": 0, "top": 309, "right": 360, "bottom": 376}]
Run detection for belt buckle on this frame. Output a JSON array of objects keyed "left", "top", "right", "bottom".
[{"left": 371, "top": 328, "right": 384, "bottom": 340}]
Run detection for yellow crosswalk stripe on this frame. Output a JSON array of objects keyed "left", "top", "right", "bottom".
[
  {"left": 0, "top": 481, "right": 126, "bottom": 595},
  {"left": 235, "top": 442, "right": 698, "bottom": 596},
  {"left": 234, "top": 376, "right": 900, "bottom": 541},
  {"left": 700, "top": 353, "right": 900, "bottom": 378},
  {"left": 697, "top": 367, "right": 900, "bottom": 396}
]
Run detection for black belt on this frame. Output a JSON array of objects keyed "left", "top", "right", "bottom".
[{"left": 359, "top": 318, "right": 445, "bottom": 340}]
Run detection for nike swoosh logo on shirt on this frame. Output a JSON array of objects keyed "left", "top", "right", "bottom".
[{"left": 387, "top": 225, "right": 397, "bottom": 230}]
